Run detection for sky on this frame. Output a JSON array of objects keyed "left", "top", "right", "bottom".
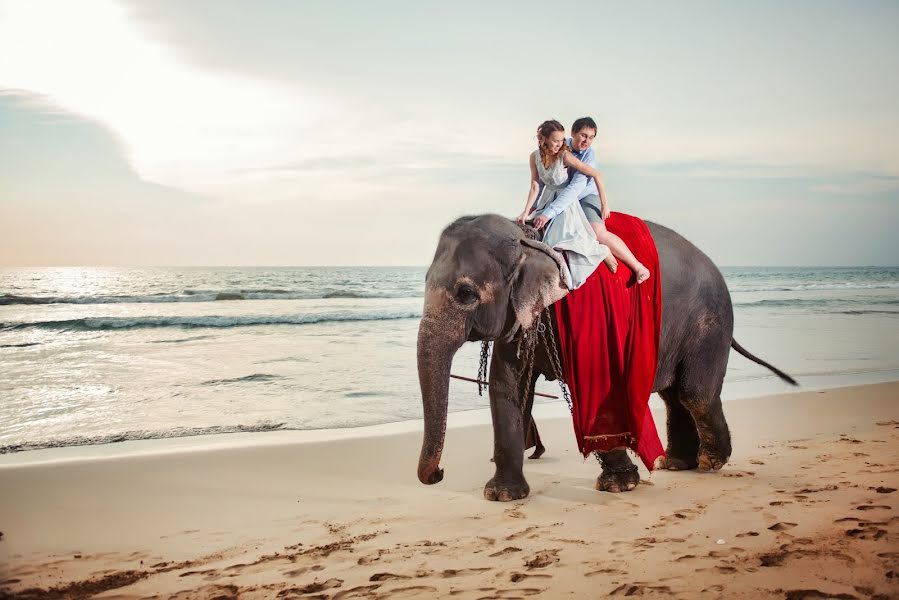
[{"left": 1, "top": 0, "right": 897, "bottom": 266}]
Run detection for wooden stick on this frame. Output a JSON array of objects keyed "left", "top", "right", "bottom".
[{"left": 449, "top": 374, "right": 559, "bottom": 400}]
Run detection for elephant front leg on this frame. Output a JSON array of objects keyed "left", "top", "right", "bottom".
[{"left": 484, "top": 351, "right": 530, "bottom": 502}]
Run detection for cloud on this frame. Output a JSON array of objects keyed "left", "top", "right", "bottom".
[{"left": 0, "top": 0, "right": 339, "bottom": 195}]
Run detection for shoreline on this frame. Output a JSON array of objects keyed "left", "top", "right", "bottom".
[{"left": 3, "top": 370, "right": 898, "bottom": 468}]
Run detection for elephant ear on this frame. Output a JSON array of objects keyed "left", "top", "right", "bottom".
[{"left": 510, "top": 238, "right": 570, "bottom": 331}]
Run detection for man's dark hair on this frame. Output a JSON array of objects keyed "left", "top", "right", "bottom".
[{"left": 571, "top": 117, "right": 597, "bottom": 134}]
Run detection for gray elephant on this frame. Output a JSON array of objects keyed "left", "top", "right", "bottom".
[{"left": 417, "top": 214, "right": 796, "bottom": 501}]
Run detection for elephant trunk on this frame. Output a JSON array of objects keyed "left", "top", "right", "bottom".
[{"left": 416, "top": 301, "right": 467, "bottom": 485}]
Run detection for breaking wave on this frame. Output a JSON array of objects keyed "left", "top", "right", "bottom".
[
  {"left": 733, "top": 298, "right": 899, "bottom": 311},
  {"left": 0, "top": 422, "right": 289, "bottom": 454},
  {"left": 727, "top": 282, "right": 899, "bottom": 293},
  {"left": 0, "top": 310, "right": 422, "bottom": 332}
]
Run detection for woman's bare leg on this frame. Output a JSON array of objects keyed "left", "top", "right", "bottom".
[{"left": 590, "top": 222, "right": 651, "bottom": 284}]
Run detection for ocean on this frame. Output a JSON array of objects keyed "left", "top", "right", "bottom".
[{"left": 1, "top": 266, "right": 898, "bottom": 453}]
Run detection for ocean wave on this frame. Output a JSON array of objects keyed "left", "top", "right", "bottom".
[
  {"left": 200, "top": 373, "right": 284, "bottom": 385},
  {"left": 148, "top": 335, "right": 216, "bottom": 344},
  {"left": 0, "top": 422, "right": 288, "bottom": 454},
  {"left": 0, "top": 289, "right": 422, "bottom": 305},
  {"left": 728, "top": 282, "right": 899, "bottom": 292},
  {"left": 0, "top": 310, "right": 422, "bottom": 332},
  {"left": 734, "top": 298, "right": 899, "bottom": 310}
]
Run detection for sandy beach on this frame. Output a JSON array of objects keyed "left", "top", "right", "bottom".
[{"left": 1, "top": 381, "right": 897, "bottom": 599}]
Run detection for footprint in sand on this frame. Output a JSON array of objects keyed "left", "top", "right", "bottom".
[
  {"left": 283, "top": 565, "right": 325, "bottom": 577},
  {"left": 586, "top": 567, "right": 626, "bottom": 576},
  {"left": 489, "top": 589, "right": 543, "bottom": 598},
  {"left": 610, "top": 584, "right": 673, "bottom": 596},
  {"left": 489, "top": 546, "right": 522, "bottom": 557},
  {"left": 510, "top": 572, "right": 552, "bottom": 582},
  {"left": 855, "top": 504, "right": 891, "bottom": 511},
  {"left": 441, "top": 567, "right": 491, "bottom": 578},
  {"left": 768, "top": 522, "right": 798, "bottom": 532},
  {"left": 845, "top": 526, "right": 887, "bottom": 540},
  {"left": 356, "top": 549, "right": 388, "bottom": 565},
  {"left": 722, "top": 470, "right": 756, "bottom": 478},
  {"left": 524, "top": 549, "right": 560, "bottom": 569},
  {"left": 505, "top": 526, "right": 542, "bottom": 541},
  {"left": 797, "top": 485, "right": 839, "bottom": 493},
  {"left": 382, "top": 585, "right": 438, "bottom": 597},
  {"left": 652, "top": 506, "right": 705, "bottom": 528},
  {"left": 736, "top": 531, "right": 760, "bottom": 538},
  {"left": 505, "top": 509, "right": 525, "bottom": 519},
  {"left": 332, "top": 584, "right": 381, "bottom": 599},
  {"left": 369, "top": 573, "right": 410, "bottom": 582},
  {"left": 292, "top": 578, "right": 344, "bottom": 594},
  {"left": 716, "top": 566, "right": 738, "bottom": 574}
]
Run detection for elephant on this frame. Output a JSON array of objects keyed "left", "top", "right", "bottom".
[{"left": 416, "top": 214, "right": 796, "bottom": 501}]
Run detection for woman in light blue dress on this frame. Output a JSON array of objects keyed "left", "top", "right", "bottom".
[{"left": 516, "top": 120, "right": 609, "bottom": 289}]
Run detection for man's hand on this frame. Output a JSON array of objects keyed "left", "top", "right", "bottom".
[
  {"left": 601, "top": 202, "right": 610, "bottom": 221},
  {"left": 532, "top": 214, "right": 550, "bottom": 230},
  {"left": 516, "top": 212, "right": 529, "bottom": 225}
]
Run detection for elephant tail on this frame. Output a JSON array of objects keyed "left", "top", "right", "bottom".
[{"left": 731, "top": 339, "right": 798, "bottom": 386}]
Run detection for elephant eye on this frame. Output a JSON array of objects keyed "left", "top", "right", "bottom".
[{"left": 455, "top": 285, "right": 479, "bottom": 305}]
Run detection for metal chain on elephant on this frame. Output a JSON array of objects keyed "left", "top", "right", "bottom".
[
  {"left": 537, "top": 308, "right": 607, "bottom": 464},
  {"left": 477, "top": 341, "right": 491, "bottom": 397},
  {"left": 517, "top": 324, "right": 539, "bottom": 406},
  {"left": 538, "top": 309, "right": 572, "bottom": 413}
]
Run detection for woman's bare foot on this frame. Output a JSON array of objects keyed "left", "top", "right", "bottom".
[
  {"left": 604, "top": 254, "right": 618, "bottom": 273},
  {"left": 634, "top": 264, "right": 651, "bottom": 284}
]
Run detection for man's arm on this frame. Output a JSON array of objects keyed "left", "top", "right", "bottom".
[{"left": 539, "top": 148, "right": 596, "bottom": 220}]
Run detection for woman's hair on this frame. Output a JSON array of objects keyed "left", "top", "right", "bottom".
[{"left": 536, "top": 120, "right": 567, "bottom": 169}]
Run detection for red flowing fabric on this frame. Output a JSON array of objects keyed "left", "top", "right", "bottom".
[{"left": 552, "top": 212, "right": 665, "bottom": 470}]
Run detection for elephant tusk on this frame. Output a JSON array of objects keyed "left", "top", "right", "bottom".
[{"left": 449, "top": 373, "right": 559, "bottom": 400}]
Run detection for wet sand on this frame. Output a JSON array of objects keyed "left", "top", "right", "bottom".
[{"left": 1, "top": 382, "right": 897, "bottom": 599}]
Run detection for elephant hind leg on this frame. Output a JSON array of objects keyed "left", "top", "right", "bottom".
[
  {"left": 522, "top": 376, "right": 544, "bottom": 459},
  {"left": 682, "top": 392, "right": 732, "bottom": 471},
  {"left": 525, "top": 417, "right": 545, "bottom": 459},
  {"left": 657, "top": 388, "right": 700, "bottom": 470}
]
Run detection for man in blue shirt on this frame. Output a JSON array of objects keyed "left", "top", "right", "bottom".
[
  {"left": 532, "top": 117, "right": 651, "bottom": 283},
  {"left": 532, "top": 117, "right": 607, "bottom": 231}
]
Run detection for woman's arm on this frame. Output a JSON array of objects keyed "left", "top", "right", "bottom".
[
  {"left": 517, "top": 153, "right": 541, "bottom": 224},
  {"left": 563, "top": 153, "right": 609, "bottom": 219}
]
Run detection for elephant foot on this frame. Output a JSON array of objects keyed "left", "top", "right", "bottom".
[
  {"left": 484, "top": 477, "right": 530, "bottom": 502},
  {"left": 654, "top": 454, "right": 698, "bottom": 471},
  {"left": 596, "top": 465, "right": 640, "bottom": 493},
  {"left": 697, "top": 450, "right": 728, "bottom": 472}
]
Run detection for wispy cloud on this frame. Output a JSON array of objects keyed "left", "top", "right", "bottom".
[{"left": 811, "top": 177, "right": 899, "bottom": 196}]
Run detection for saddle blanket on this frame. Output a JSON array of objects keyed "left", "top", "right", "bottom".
[{"left": 552, "top": 212, "right": 665, "bottom": 470}]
